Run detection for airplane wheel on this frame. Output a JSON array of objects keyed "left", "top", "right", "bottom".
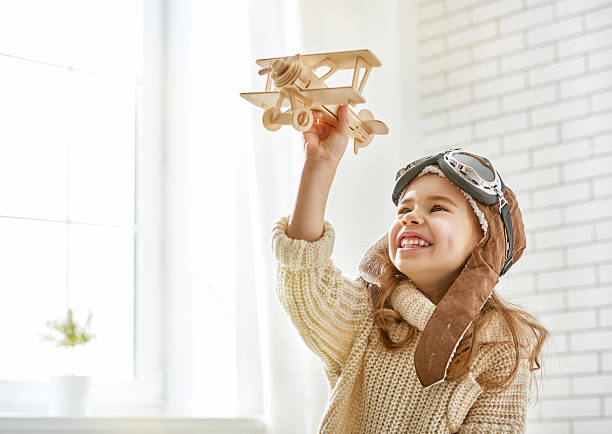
[
  {"left": 292, "top": 108, "right": 313, "bottom": 132},
  {"left": 262, "top": 108, "right": 281, "bottom": 131}
]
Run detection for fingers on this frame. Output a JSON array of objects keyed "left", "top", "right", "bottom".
[{"left": 336, "top": 104, "right": 350, "bottom": 138}]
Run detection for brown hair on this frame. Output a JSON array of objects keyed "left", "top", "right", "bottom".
[{"left": 359, "top": 247, "right": 549, "bottom": 398}]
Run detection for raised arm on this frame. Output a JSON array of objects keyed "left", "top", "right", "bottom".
[{"left": 272, "top": 105, "right": 372, "bottom": 383}]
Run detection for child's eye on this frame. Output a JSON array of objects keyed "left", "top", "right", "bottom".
[{"left": 398, "top": 204, "right": 447, "bottom": 214}]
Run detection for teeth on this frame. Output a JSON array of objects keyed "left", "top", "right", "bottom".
[{"left": 400, "top": 237, "right": 431, "bottom": 248}]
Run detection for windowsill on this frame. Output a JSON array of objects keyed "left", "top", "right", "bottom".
[{"left": 0, "top": 415, "right": 267, "bottom": 433}]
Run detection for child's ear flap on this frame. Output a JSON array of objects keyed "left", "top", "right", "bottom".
[{"left": 357, "top": 232, "right": 389, "bottom": 287}]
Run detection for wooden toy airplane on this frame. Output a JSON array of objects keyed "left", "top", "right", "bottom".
[{"left": 240, "top": 49, "right": 389, "bottom": 155}]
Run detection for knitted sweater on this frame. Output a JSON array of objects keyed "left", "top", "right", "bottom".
[{"left": 271, "top": 215, "right": 533, "bottom": 434}]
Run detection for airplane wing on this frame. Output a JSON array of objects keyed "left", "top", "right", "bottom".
[
  {"left": 299, "top": 87, "right": 365, "bottom": 105},
  {"left": 239, "top": 91, "right": 288, "bottom": 109},
  {"left": 255, "top": 49, "right": 381, "bottom": 70},
  {"left": 240, "top": 87, "right": 365, "bottom": 108}
]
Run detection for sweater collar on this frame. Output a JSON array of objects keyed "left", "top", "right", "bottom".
[{"left": 389, "top": 279, "right": 436, "bottom": 332}]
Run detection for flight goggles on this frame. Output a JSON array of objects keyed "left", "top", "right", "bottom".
[{"left": 391, "top": 147, "right": 515, "bottom": 276}]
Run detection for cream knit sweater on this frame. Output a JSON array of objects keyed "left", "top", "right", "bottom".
[{"left": 271, "top": 215, "right": 533, "bottom": 434}]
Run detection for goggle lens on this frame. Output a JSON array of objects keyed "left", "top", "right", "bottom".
[{"left": 453, "top": 152, "right": 496, "bottom": 182}]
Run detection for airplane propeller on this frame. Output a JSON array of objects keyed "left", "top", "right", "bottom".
[{"left": 258, "top": 54, "right": 300, "bottom": 76}]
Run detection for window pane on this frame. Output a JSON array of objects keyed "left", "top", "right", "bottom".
[
  {"left": 0, "top": 0, "right": 140, "bottom": 80},
  {"left": 0, "top": 221, "right": 134, "bottom": 381},
  {"left": 68, "top": 223, "right": 134, "bottom": 381},
  {"left": 69, "top": 72, "right": 136, "bottom": 228},
  {"left": 0, "top": 219, "right": 66, "bottom": 381},
  {"left": 0, "top": 57, "right": 69, "bottom": 221}
]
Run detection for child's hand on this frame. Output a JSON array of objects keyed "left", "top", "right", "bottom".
[{"left": 302, "top": 104, "right": 350, "bottom": 167}]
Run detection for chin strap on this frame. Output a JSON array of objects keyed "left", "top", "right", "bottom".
[{"left": 499, "top": 195, "right": 514, "bottom": 276}]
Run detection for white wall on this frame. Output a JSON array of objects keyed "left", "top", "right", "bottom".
[{"left": 417, "top": 0, "right": 612, "bottom": 432}]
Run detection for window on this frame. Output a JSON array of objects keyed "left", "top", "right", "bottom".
[{"left": 0, "top": 0, "right": 163, "bottom": 413}]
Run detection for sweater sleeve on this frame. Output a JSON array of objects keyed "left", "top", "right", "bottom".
[
  {"left": 457, "top": 342, "right": 532, "bottom": 434},
  {"left": 270, "top": 215, "right": 372, "bottom": 377}
]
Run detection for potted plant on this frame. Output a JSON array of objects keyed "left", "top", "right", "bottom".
[{"left": 42, "top": 308, "right": 96, "bottom": 416}]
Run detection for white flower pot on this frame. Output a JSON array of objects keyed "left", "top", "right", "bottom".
[{"left": 48, "top": 375, "right": 91, "bottom": 416}]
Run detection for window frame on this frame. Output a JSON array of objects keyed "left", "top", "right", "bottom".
[{"left": 0, "top": 0, "right": 165, "bottom": 414}]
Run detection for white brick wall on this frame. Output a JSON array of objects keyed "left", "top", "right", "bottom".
[{"left": 419, "top": 0, "right": 612, "bottom": 431}]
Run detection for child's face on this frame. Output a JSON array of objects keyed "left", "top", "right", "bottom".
[{"left": 388, "top": 173, "right": 482, "bottom": 302}]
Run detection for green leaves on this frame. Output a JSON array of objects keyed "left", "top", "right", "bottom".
[{"left": 42, "top": 308, "right": 96, "bottom": 348}]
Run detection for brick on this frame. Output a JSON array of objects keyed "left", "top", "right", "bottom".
[
  {"left": 606, "top": 398, "right": 612, "bottom": 417},
  {"left": 499, "top": 5, "right": 554, "bottom": 35},
  {"left": 512, "top": 291, "right": 565, "bottom": 313},
  {"left": 504, "top": 126, "right": 557, "bottom": 151},
  {"left": 601, "top": 263, "right": 612, "bottom": 283},
  {"left": 511, "top": 249, "right": 564, "bottom": 273},
  {"left": 597, "top": 220, "right": 612, "bottom": 238},
  {"left": 564, "top": 198, "right": 612, "bottom": 223},
  {"left": 474, "top": 73, "right": 525, "bottom": 100},
  {"left": 571, "top": 329, "right": 612, "bottom": 351},
  {"left": 448, "top": 100, "right": 499, "bottom": 125},
  {"left": 563, "top": 112, "right": 612, "bottom": 140},
  {"left": 542, "top": 397, "right": 600, "bottom": 418},
  {"left": 501, "top": 45, "right": 555, "bottom": 74},
  {"left": 574, "top": 419, "right": 612, "bottom": 432},
  {"left": 532, "top": 140, "right": 590, "bottom": 166},
  {"left": 559, "top": 28, "right": 612, "bottom": 58},
  {"left": 538, "top": 265, "right": 598, "bottom": 290},
  {"left": 464, "top": 139, "right": 503, "bottom": 156},
  {"left": 589, "top": 47, "right": 612, "bottom": 70},
  {"left": 593, "top": 89, "right": 612, "bottom": 112},
  {"left": 560, "top": 69, "right": 612, "bottom": 99},
  {"left": 502, "top": 84, "right": 555, "bottom": 112},
  {"left": 533, "top": 181, "right": 591, "bottom": 209},
  {"left": 420, "top": 13, "right": 470, "bottom": 40},
  {"left": 422, "top": 75, "right": 445, "bottom": 94},
  {"left": 548, "top": 332, "right": 570, "bottom": 353},
  {"left": 420, "top": 1, "right": 444, "bottom": 21},
  {"left": 445, "top": 0, "right": 491, "bottom": 14},
  {"left": 447, "top": 60, "right": 498, "bottom": 88},
  {"left": 447, "top": 22, "right": 495, "bottom": 50},
  {"left": 567, "top": 285, "right": 612, "bottom": 308},
  {"left": 422, "top": 49, "right": 470, "bottom": 76},
  {"left": 568, "top": 241, "right": 612, "bottom": 265},
  {"left": 540, "top": 309, "right": 597, "bottom": 332},
  {"left": 529, "top": 57, "right": 585, "bottom": 87},
  {"left": 593, "top": 176, "right": 612, "bottom": 198},
  {"left": 523, "top": 207, "right": 563, "bottom": 231},
  {"left": 423, "top": 125, "right": 471, "bottom": 150},
  {"left": 506, "top": 165, "right": 561, "bottom": 192},
  {"left": 603, "top": 308, "right": 612, "bottom": 326},
  {"left": 534, "top": 221, "right": 593, "bottom": 248},
  {"left": 528, "top": 17, "right": 583, "bottom": 46},
  {"left": 593, "top": 133, "right": 612, "bottom": 154},
  {"left": 603, "top": 351, "right": 612, "bottom": 369},
  {"left": 545, "top": 353, "right": 598, "bottom": 376},
  {"left": 573, "top": 373, "right": 612, "bottom": 394},
  {"left": 489, "top": 151, "right": 530, "bottom": 174},
  {"left": 531, "top": 98, "right": 589, "bottom": 126},
  {"left": 556, "top": 0, "right": 612, "bottom": 18},
  {"left": 565, "top": 155, "right": 612, "bottom": 182},
  {"left": 541, "top": 377, "right": 571, "bottom": 396},
  {"left": 422, "top": 112, "right": 446, "bottom": 133},
  {"left": 422, "top": 87, "right": 471, "bottom": 113},
  {"left": 497, "top": 272, "right": 536, "bottom": 294},
  {"left": 473, "top": 34, "right": 523, "bottom": 62},
  {"left": 421, "top": 38, "right": 445, "bottom": 58},
  {"left": 475, "top": 113, "right": 528, "bottom": 139},
  {"left": 471, "top": 0, "right": 522, "bottom": 24},
  {"left": 525, "top": 421, "right": 570, "bottom": 434},
  {"left": 585, "top": 5, "right": 612, "bottom": 29}
]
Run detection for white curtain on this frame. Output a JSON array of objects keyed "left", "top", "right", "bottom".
[{"left": 165, "top": 0, "right": 421, "bottom": 432}]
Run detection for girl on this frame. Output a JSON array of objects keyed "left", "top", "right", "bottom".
[{"left": 271, "top": 105, "right": 549, "bottom": 433}]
